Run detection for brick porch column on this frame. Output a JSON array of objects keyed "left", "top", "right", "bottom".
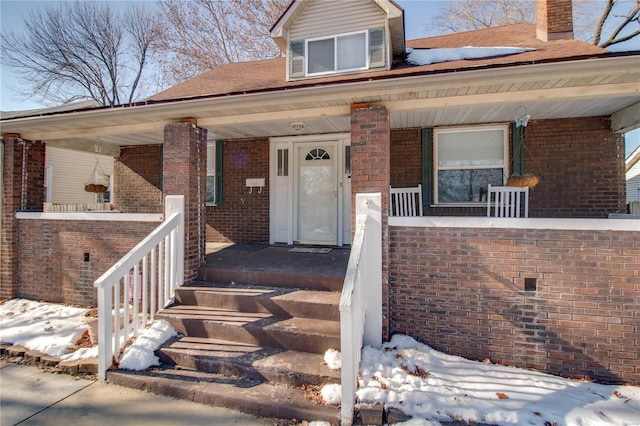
[
  {"left": 162, "top": 122, "right": 207, "bottom": 285},
  {"left": 350, "top": 105, "right": 391, "bottom": 341},
  {"left": 1, "top": 135, "right": 45, "bottom": 299}
]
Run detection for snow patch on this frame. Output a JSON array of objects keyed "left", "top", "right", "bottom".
[
  {"left": 406, "top": 47, "right": 535, "bottom": 66},
  {"left": 324, "top": 348, "right": 341, "bottom": 371},
  {"left": 321, "top": 383, "right": 342, "bottom": 406},
  {"left": 118, "top": 320, "right": 177, "bottom": 371}
]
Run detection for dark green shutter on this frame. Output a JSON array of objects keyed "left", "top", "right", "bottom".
[
  {"left": 215, "top": 140, "right": 223, "bottom": 204},
  {"left": 512, "top": 123, "right": 524, "bottom": 175},
  {"left": 421, "top": 128, "right": 433, "bottom": 205}
]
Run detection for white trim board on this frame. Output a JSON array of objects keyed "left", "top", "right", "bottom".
[
  {"left": 389, "top": 216, "right": 640, "bottom": 232},
  {"left": 16, "top": 212, "right": 163, "bottom": 222}
]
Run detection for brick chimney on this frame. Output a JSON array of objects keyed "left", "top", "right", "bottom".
[{"left": 536, "top": 0, "right": 574, "bottom": 41}]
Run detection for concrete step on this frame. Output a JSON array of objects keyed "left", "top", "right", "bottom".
[
  {"left": 107, "top": 367, "right": 340, "bottom": 423},
  {"left": 156, "top": 336, "right": 340, "bottom": 387},
  {"left": 175, "top": 285, "right": 340, "bottom": 322},
  {"left": 198, "top": 267, "right": 344, "bottom": 291},
  {"left": 157, "top": 305, "right": 340, "bottom": 354}
]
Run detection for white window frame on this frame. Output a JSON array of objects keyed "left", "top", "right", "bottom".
[
  {"left": 433, "top": 125, "right": 509, "bottom": 205},
  {"left": 206, "top": 143, "right": 216, "bottom": 206},
  {"left": 305, "top": 30, "right": 369, "bottom": 76}
]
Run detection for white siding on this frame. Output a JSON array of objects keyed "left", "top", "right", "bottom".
[
  {"left": 46, "top": 147, "right": 115, "bottom": 204},
  {"left": 290, "top": 0, "right": 386, "bottom": 40},
  {"left": 627, "top": 160, "right": 640, "bottom": 202}
]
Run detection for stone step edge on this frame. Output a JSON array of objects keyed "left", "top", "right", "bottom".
[
  {"left": 107, "top": 368, "right": 341, "bottom": 423},
  {"left": 156, "top": 338, "right": 340, "bottom": 386}
]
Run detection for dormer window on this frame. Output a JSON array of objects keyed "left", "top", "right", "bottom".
[{"left": 290, "top": 28, "right": 385, "bottom": 79}]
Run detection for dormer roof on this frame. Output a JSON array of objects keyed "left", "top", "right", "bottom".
[{"left": 270, "top": 0, "right": 405, "bottom": 58}]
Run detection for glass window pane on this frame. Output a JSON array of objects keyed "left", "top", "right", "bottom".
[
  {"left": 308, "top": 38, "right": 334, "bottom": 74},
  {"left": 337, "top": 33, "right": 366, "bottom": 70},
  {"left": 206, "top": 144, "right": 216, "bottom": 175},
  {"left": 206, "top": 176, "right": 216, "bottom": 204},
  {"left": 438, "top": 130, "right": 504, "bottom": 167},
  {"left": 438, "top": 168, "right": 503, "bottom": 203}
]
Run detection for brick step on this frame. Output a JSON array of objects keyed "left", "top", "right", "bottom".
[
  {"left": 198, "top": 267, "right": 343, "bottom": 291},
  {"left": 156, "top": 336, "right": 340, "bottom": 387},
  {"left": 107, "top": 367, "right": 340, "bottom": 423},
  {"left": 175, "top": 285, "right": 340, "bottom": 322},
  {"left": 157, "top": 305, "right": 340, "bottom": 354}
]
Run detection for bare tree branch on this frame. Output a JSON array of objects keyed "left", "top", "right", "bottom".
[
  {"left": 429, "top": 0, "right": 639, "bottom": 49},
  {"left": 153, "top": 0, "right": 289, "bottom": 86},
  {"left": 0, "top": 1, "right": 159, "bottom": 107}
]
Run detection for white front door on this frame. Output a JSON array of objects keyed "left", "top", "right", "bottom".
[
  {"left": 295, "top": 142, "right": 337, "bottom": 244},
  {"left": 270, "top": 133, "right": 351, "bottom": 246}
]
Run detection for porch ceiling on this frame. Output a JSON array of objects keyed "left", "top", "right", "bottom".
[{"left": 1, "top": 56, "right": 638, "bottom": 155}]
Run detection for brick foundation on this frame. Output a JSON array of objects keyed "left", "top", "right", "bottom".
[
  {"left": 15, "top": 219, "right": 159, "bottom": 306},
  {"left": 389, "top": 225, "right": 640, "bottom": 384}
]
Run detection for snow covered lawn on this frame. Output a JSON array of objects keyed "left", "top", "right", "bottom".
[
  {"left": 2, "top": 299, "right": 639, "bottom": 425},
  {"left": 356, "top": 335, "right": 640, "bottom": 426}
]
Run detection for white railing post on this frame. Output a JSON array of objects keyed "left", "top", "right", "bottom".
[
  {"left": 95, "top": 195, "right": 185, "bottom": 380},
  {"left": 361, "top": 193, "right": 382, "bottom": 347},
  {"left": 339, "top": 192, "right": 382, "bottom": 425}
]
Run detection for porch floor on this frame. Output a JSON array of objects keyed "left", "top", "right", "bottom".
[{"left": 202, "top": 243, "right": 350, "bottom": 290}]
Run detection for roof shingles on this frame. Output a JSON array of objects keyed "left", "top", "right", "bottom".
[{"left": 148, "top": 23, "right": 608, "bottom": 102}]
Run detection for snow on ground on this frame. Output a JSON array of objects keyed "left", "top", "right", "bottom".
[
  {"left": 356, "top": 335, "right": 640, "bottom": 426},
  {"left": 0, "top": 299, "right": 176, "bottom": 369},
  {"left": 3, "top": 299, "right": 639, "bottom": 425},
  {"left": 0, "top": 298, "right": 89, "bottom": 358},
  {"left": 406, "top": 47, "right": 535, "bottom": 66}
]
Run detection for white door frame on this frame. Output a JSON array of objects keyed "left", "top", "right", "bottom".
[{"left": 270, "top": 133, "right": 351, "bottom": 246}]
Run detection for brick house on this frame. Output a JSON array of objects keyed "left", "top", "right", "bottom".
[{"left": 2, "top": 0, "right": 639, "bottom": 391}]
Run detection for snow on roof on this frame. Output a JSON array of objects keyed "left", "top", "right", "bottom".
[{"left": 406, "top": 47, "right": 536, "bottom": 66}]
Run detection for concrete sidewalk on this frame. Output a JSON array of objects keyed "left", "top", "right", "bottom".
[{"left": 0, "top": 361, "right": 278, "bottom": 425}]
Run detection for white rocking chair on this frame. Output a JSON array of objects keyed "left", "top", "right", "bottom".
[
  {"left": 487, "top": 184, "right": 529, "bottom": 218},
  {"left": 390, "top": 185, "right": 423, "bottom": 217}
]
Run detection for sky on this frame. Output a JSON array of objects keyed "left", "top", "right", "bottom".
[
  {"left": 1, "top": 298, "right": 639, "bottom": 425},
  {"left": 0, "top": 0, "right": 638, "bottom": 156}
]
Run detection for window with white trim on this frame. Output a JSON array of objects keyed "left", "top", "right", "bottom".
[
  {"left": 206, "top": 141, "right": 224, "bottom": 206},
  {"left": 289, "top": 28, "right": 385, "bottom": 79},
  {"left": 434, "top": 125, "right": 509, "bottom": 204}
]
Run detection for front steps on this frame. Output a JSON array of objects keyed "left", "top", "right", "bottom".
[{"left": 107, "top": 274, "right": 343, "bottom": 423}]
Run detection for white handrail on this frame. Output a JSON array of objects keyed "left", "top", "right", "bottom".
[
  {"left": 339, "top": 193, "right": 382, "bottom": 425},
  {"left": 94, "top": 195, "right": 184, "bottom": 380}
]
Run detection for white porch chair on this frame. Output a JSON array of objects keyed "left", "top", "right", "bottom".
[
  {"left": 487, "top": 184, "right": 529, "bottom": 218},
  {"left": 390, "top": 184, "right": 423, "bottom": 216}
]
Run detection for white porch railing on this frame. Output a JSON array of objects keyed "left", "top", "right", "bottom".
[
  {"left": 94, "top": 195, "right": 185, "bottom": 380},
  {"left": 339, "top": 193, "right": 382, "bottom": 425}
]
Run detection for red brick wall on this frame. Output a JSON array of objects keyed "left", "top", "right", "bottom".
[
  {"left": 525, "top": 117, "right": 625, "bottom": 218},
  {"left": 114, "top": 145, "right": 163, "bottom": 213},
  {"left": 389, "top": 117, "right": 625, "bottom": 218},
  {"left": 206, "top": 138, "right": 270, "bottom": 244},
  {"left": 351, "top": 106, "right": 391, "bottom": 340},
  {"left": 390, "top": 128, "right": 422, "bottom": 188},
  {"left": 15, "top": 219, "right": 159, "bottom": 306},
  {"left": 163, "top": 123, "right": 208, "bottom": 284},
  {"left": 389, "top": 225, "right": 640, "bottom": 384},
  {"left": 1, "top": 138, "right": 45, "bottom": 299}
]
